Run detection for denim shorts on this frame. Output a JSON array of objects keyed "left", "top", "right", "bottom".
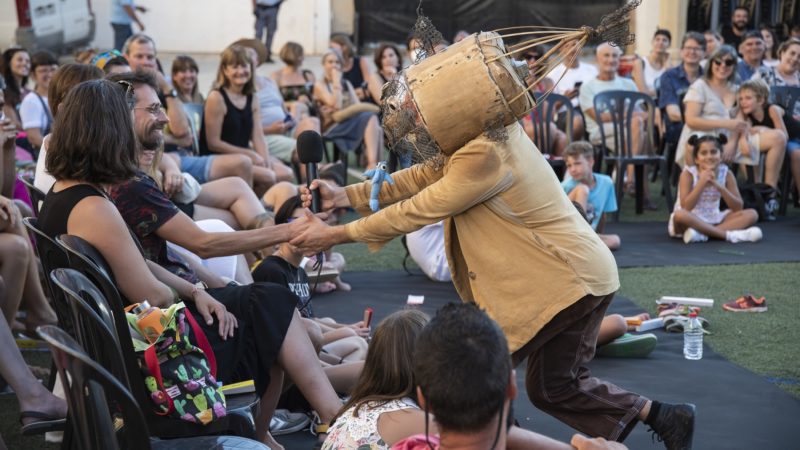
[{"left": 180, "top": 155, "right": 215, "bottom": 184}]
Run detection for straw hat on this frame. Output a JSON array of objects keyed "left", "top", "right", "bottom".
[{"left": 232, "top": 38, "right": 268, "bottom": 66}]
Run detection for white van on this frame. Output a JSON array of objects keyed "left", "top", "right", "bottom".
[{"left": 13, "top": 0, "right": 95, "bottom": 53}]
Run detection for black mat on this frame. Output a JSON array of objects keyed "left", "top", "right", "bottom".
[
  {"left": 605, "top": 216, "right": 800, "bottom": 268},
  {"left": 277, "top": 270, "right": 799, "bottom": 450}
]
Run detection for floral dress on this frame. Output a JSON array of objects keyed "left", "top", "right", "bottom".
[{"left": 321, "top": 397, "right": 418, "bottom": 450}]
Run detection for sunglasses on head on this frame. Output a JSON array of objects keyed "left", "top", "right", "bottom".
[
  {"left": 713, "top": 58, "right": 736, "bottom": 67},
  {"left": 116, "top": 80, "right": 136, "bottom": 109}
]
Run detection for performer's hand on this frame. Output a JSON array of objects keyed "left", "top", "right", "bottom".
[
  {"left": 570, "top": 434, "right": 628, "bottom": 450},
  {"left": 300, "top": 179, "right": 349, "bottom": 211},
  {"left": 289, "top": 209, "right": 345, "bottom": 255}
]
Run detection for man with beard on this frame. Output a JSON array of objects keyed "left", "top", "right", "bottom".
[
  {"left": 721, "top": 6, "right": 751, "bottom": 54},
  {"left": 123, "top": 34, "right": 255, "bottom": 192}
]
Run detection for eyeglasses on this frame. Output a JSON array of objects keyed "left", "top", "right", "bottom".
[
  {"left": 713, "top": 58, "right": 736, "bottom": 67},
  {"left": 133, "top": 104, "right": 166, "bottom": 116},
  {"left": 682, "top": 46, "right": 704, "bottom": 53},
  {"left": 116, "top": 80, "right": 135, "bottom": 109}
]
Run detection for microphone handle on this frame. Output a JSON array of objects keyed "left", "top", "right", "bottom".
[{"left": 306, "top": 162, "right": 321, "bottom": 213}]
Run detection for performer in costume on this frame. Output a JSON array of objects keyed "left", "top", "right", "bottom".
[{"left": 291, "top": 3, "right": 694, "bottom": 448}]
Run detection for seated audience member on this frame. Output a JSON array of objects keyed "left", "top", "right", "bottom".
[
  {"left": 368, "top": 43, "right": 403, "bottom": 105},
  {"left": 33, "top": 64, "right": 105, "bottom": 193},
  {"left": 754, "top": 38, "right": 800, "bottom": 194},
  {"left": 171, "top": 54, "right": 204, "bottom": 104},
  {"left": 236, "top": 39, "right": 320, "bottom": 173},
  {"left": 658, "top": 32, "right": 706, "bottom": 148},
  {"left": 322, "top": 309, "right": 430, "bottom": 450},
  {"left": 1, "top": 47, "right": 30, "bottom": 128},
  {"left": 125, "top": 33, "right": 255, "bottom": 189},
  {"left": 521, "top": 46, "right": 566, "bottom": 156},
  {"left": 701, "top": 30, "right": 722, "bottom": 68},
  {"left": 561, "top": 141, "right": 621, "bottom": 250},
  {"left": 760, "top": 26, "right": 779, "bottom": 67},
  {"left": 0, "top": 275, "right": 67, "bottom": 439},
  {"left": 19, "top": 50, "right": 57, "bottom": 151},
  {"left": 735, "top": 79, "right": 787, "bottom": 191},
  {"left": 251, "top": 195, "right": 367, "bottom": 392},
  {"left": 391, "top": 303, "right": 625, "bottom": 450},
  {"left": 670, "top": 134, "right": 761, "bottom": 244},
  {"left": 631, "top": 29, "right": 672, "bottom": 98},
  {"left": 580, "top": 42, "right": 656, "bottom": 208},
  {"left": 90, "top": 50, "right": 130, "bottom": 75},
  {"left": 675, "top": 45, "right": 744, "bottom": 168},
  {"left": 201, "top": 45, "right": 293, "bottom": 195},
  {"left": 546, "top": 39, "right": 596, "bottom": 140},
  {"left": 329, "top": 33, "right": 372, "bottom": 102},
  {"left": 314, "top": 49, "right": 383, "bottom": 169},
  {"left": 271, "top": 41, "right": 316, "bottom": 115},
  {"left": 736, "top": 31, "right": 767, "bottom": 81},
  {"left": 37, "top": 78, "right": 341, "bottom": 449},
  {"left": 0, "top": 110, "right": 57, "bottom": 334}
]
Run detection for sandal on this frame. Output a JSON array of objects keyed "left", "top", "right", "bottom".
[
  {"left": 664, "top": 316, "right": 710, "bottom": 334},
  {"left": 19, "top": 410, "right": 67, "bottom": 435}
]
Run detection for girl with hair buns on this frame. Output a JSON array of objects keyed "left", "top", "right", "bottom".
[{"left": 669, "top": 134, "right": 761, "bottom": 244}]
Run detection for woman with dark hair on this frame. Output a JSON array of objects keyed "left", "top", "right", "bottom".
[
  {"left": 676, "top": 45, "right": 746, "bottom": 167},
  {"left": 760, "top": 26, "right": 779, "bottom": 67},
  {"left": 37, "top": 78, "right": 341, "bottom": 449},
  {"left": 33, "top": 63, "right": 105, "bottom": 194},
  {"left": 171, "top": 54, "right": 203, "bottom": 104},
  {"left": 19, "top": 51, "right": 58, "bottom": 150},
  {"left": 367, "top": 43, "right": 403, "bottom": 105},
  {"left": 1, "top": 48, "right": 31, "bottom": 126},
  {"left": 631, "top": 29, "right": 672, "bottom": 97},
  {"left": 329, "top": 33, "right": 372, "bottom": 102}
]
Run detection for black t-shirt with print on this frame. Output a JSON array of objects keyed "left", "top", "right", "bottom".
[{"left": 252, "top": 255, "right": 313, "bottom": 317}]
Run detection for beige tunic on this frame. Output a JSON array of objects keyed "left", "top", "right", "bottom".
[{"left": 344, "top": 123, "right": 619, "bottom": 352}]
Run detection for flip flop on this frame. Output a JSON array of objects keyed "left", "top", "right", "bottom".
[{"left": 19, "top": 410, "right": 67, "bottom": 435}]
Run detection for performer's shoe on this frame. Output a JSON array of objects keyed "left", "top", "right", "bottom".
[{"left": 648, "top": 403, "right": 695, "bottom": 450}]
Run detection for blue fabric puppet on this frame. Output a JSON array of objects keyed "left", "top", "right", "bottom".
[{"left": 363, "top": 161, "right": 394, "bottom": 212}]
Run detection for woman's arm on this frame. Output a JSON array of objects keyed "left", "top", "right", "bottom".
[
  {"left": 684, "top": 101, "right": 741, "bottom": 131},
  {"left": 68, "top": 196, "right": 177, "bottom": 306},
  {"left": 250, "top": 100, "right": 271, "bottom": 165},
  {"left": 367, "top": 73, "right": 384, "bottom": 105},
  {"left": 313, "top": 79, "right": 343, "bottom": 110},
  {"left": 630, "top": 58, "right": 654, "bottom": 97},
  {"left": 345, "top": 80, "right": 360, "bottom": 105},
  {"left": 24, "top": 127, "right": 44, "bottom": 148}
]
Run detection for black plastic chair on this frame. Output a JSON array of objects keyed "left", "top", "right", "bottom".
[
  {"left": 37, "top": 325, "right": 270, "bottom": 450},
  {"left": 19, "top": 175, "right": 46, "bottom": 216},
  {"left": 530, "top": 92, "right": 573, "bottom": 178},
  {"left": 593, "top": 90, "right": 673, "bottom": 220},
  {"left": 55, "top": 234, "right": 258, "bottom": 440},
  {"left": 22, "top": 217, "right": 72, "bottom": 337},
  {"left": 769, "top": 85, "right": 800, "bottom": 215}
]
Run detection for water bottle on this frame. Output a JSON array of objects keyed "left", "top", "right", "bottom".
[
  {"left": 126, "top": 300, "right": 165, "bottom": 344},
  {"left": 683, "top": 312, "right": 703, "bottom": 360}
]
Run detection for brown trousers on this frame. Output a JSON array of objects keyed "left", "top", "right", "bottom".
[{"left": 512, "top": 292, "right": 647, "bottom": 441}]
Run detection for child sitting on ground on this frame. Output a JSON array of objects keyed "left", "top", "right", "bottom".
[
  {"left": 561, "top": 141, "right": 621, "bottom": 250},
  {"left": 670, "top": 134, "right": 762, "bottom": 244},
  {"left": 251, "top": 195, "right": 367, "bottom": 393}
]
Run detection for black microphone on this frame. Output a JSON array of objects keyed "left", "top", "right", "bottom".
[{"left": 296, "top": 130, "right": 324, "bottom": 213}]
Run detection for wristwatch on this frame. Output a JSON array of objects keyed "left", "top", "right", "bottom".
[{"left": 163, "top": 89, "right": 178, "bottom": 99}]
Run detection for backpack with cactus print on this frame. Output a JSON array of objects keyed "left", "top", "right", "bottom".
[{"left": 127, "top": 302, "right": 227, "bottom": 425}]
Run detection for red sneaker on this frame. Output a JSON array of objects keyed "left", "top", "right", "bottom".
[{"left": 723, "top": 295, "right": 767, "bottom": 313}]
